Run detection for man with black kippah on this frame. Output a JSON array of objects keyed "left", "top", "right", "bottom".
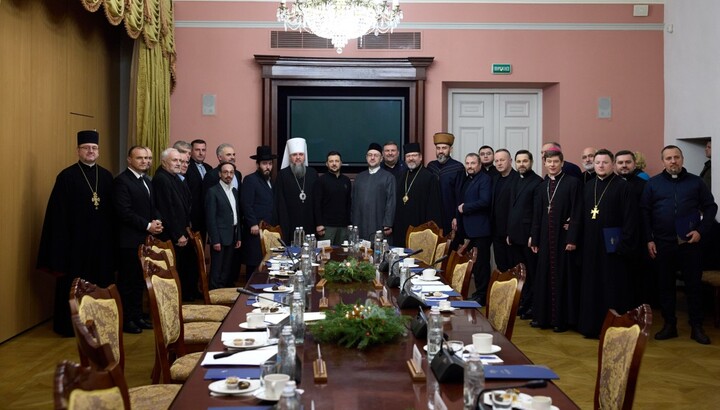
[
  {"left": 352, "top": 142, "right": 396, "bottom": 241},
  {"left": 393, "top": 142, "right": 442, "bottom": 247},
  {"left": 37, "top": 130, "right": 115, "bottom": 337}
]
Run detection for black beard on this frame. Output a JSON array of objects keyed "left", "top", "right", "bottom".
[{"left": 290, "top": 163, "right": 306, "bottom": 179}]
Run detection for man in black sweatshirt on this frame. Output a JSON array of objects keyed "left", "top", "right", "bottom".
[{"left": 313, "top": 151, "right": 352, "bottom": 246}]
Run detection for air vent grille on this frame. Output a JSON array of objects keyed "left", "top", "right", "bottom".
[
  {"left": 271, "top": 31, "right": 333, "bottom": 50},
  {"left": 358, "top": 32, "right": 421, "bottom": 50}
]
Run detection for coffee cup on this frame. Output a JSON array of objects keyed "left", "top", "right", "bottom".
[
  {"left": 263, "top": 373, "right": 290, "bottom": 399},
  {"left": 270, "top": 261, "right": 281, "bottom": 270},
  {"left": 403, "top": 257, "right": 415, "bottom": 267},
  {"left": 472, "top": 333, "right": 493, "bottom": 353},
  {"left": 531, "top": 396, "right": 552, "bottom": 410},
  {"left": 422, "top": 268, "right": 437, "bottom": 280},
  {"left": 439, "top": 300, "right": 451, "bottom": 310},
  {"left": 258, "top": 293, "right": 275, "bottom": 307},
  {"left": 246, "top": 312, "right": 265, "bottom": 328}
]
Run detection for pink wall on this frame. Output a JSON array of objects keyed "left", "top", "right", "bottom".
[{"left": 172, "top": 2, "right": 665, "bottom": 176}]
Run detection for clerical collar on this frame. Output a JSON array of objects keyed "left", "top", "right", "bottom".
[
  {"left": 368, "top": 166, "right": 380, "bottom": 174},
  {"left": 548, "top": 172, "right": 563, "bottom": 180},
  {"left": 79, "top": 160, "right": 96, "bottom": 167}
]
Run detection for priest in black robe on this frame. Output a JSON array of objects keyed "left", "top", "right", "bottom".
[
  {"left": 274, "top": 137, "right": 318, "bottom": 241},
  {"left": 37, "top": 130, "right": 115, "bottom": 336},
  {"left": 490, "top": 149, "right": 518, "bottom": 272},
  {"left": 578, "top": 149, "right": 638, "bottom": 338},
  {"left": 392, "top": 143, "right": 442, "bottom": 247},
  {"left": 530, "top": 149, "right": 582, "bottom": 332}
]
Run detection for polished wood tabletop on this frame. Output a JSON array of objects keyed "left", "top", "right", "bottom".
[{"left": 170, "top": 253, "right": 579, "bottom": 410}]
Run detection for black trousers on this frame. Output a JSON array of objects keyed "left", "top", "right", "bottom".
[
  {"left": 210, "top": 244, "right": 235, "bottom": 289},
  {"left": 492, "top": 235, "right": 513, "bottom": 272},
  {"left": 117, "top": 247, "right": 145, "bottom": 324},
  {"left": 510, "top": 242, "right": 538, "bottom": 309},
  {"left": 469, "top": 236, "right": 492, "bottom": 304},
  {"left": 654, "top": 240, "right": 704, "bottom": 327}
]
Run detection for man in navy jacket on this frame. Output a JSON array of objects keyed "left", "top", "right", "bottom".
[{"left": 641, "top": 145, "right": 717, "bottom": 344}]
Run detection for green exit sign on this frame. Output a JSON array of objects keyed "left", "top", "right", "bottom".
[{"left": 492, "top": 64, "right": 512, "bottom": 75}]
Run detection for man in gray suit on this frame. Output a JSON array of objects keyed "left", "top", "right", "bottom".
[{"left": 206, "top": 162, "right": 242, "bottom": 289}]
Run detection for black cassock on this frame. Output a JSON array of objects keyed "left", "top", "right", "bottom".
[
  {"left": 577, "top": 175, "right": 638, "bottom": 337},
  {"left": 274, "top": 167, "right": 318, "bottom": 241},
  {"left": 530, "top": 173, "right": 582, "bottom": 329},
  {"left": 37, "top": 162, "right": 115, "bottom": 336},
  {"left": 392, "top": 166, "right": 443, "bottom": 247}
]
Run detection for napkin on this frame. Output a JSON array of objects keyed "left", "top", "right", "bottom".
[
  {"left": 264, "top": 313, "right": 290, "bottom": 324},
  {"left": 204, "top": 367, "right": 263, "bottom": 380},
  {"left": 201, "top": 346, "right": 278, "bottom": 366},
  {"left": 303, "top": 312, "right": 326, "bottom": 322}
]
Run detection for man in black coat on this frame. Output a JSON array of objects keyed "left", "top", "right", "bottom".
[
  {"left": 206, "top": 162, "right": 242, "bottom": 289},
  {"left": 490, "top": 149, "right": 518, "bottom": 272},
  {"left": 241, "top": 146, "right": 276, "bottom": 275},
  {"left": 186, "top": 139, "right": 213, "bottom": 241},
  {"left": 113, "top": 146, "right": 163, "bottom": 333},
  {"left": 506, "top": 150, "right": 542, "bottom": 319}
]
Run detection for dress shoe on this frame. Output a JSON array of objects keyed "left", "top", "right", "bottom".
[
  {"left": 690, "top": 326, "right": 711, "bottom": 345},
  {"left": 135, "top": 318, "right": 153, "bottom": 330},
  {"left": 520, "top": 309, "right": 533, "bottom": 321},
  {"left": 530, "top": 320, "right": 541, "bottom": 328},
  {"left": 553, "top": 326, "right": 568, "bottom": 333},
  {"left": 517, "top": 305, "right": 526, "bottom": 317},
  {"left": 123, "top": 321, "right": 142, "bottom": 334},
  {"left": 654, "top": 324, "right": 678, "bottom": 340}
]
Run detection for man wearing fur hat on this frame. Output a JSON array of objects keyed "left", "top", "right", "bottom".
[
  {"left": 427, "top": 132, "right": 465, "bottom": 235},
  {"left": 274, "top": 137, "right": 318, "bottom": 241}
]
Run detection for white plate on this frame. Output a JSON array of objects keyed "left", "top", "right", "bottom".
[
  {"left": 208, "top": 379, "right": 260, "bottom": 395},
  {"left": 438, "top": 307, "right": 457, "bottom": 312},
  {"left": 239, "top": 322, "right": 267, "bottom": 330},
  {"left": 464, "top": 344, "right": 502, "bottom": 354},
  {"left": 424, "top": 293, "right": 449, "bottom": 299},
  {"left": 270, "top": 247, "right": 285, "bottom": 252},
  {"left": 269, "top": 271, "right": 292, "bottom": 277},
  {"left": 481, "top": 392, "right": 558, "bottom": 410},
  {"left": 419, "top": 276, "right": 441, "bottom": 281},
  {"left": 252, "top": 302, "right": 278, "bottom": 308},
  {"left": 252, "top": 307, "right": 286, "bottom": 314},
  {"left": 222, "top": 338, "right": 264, "bottom": 349},
  {"left": 402, "top": 264, "right": 419, "bottom": 268},
  {"left": 262, "top": 286, "right": 293, "bottom": 293},
  {"left": 253, "top": 388, "right": 281, "bottom": 401}
]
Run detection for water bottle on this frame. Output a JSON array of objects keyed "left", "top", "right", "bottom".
[
  {"left": 463, "top": 352, "right": 485, "bottom": 409},
  {"left": 290, "top": 292, "right": 305, "bottom": 345},
  {"left": 399, "top": 266, "right": 409, "bottom": 289},
  {"left": 426, "top": 306, "right": 443, "bottom": 363},
  {"left": 293, "top": 268, "right": 306, "bottom": 297},
  {"left": 299, "top": 254, "right": 311, "bottom": 279},
  {"left": 278, "top": 326, "right": 296, "bottom": 378},
  {"left": 373, "top": 230, "right": 383, "bottom": 266},
  {"left": 381, "top": 239, "right": 389, "bottom": 263},
  {"left": 276, "top": 381, "right": 302, "bottom": 410},
  {"left": 309, "top": 234, "right": 317, "bottom": 258}
]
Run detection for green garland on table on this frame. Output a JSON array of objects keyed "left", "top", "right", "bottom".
[
  {"left": 308, "top": 302, "right": 409, "bottom": 349},
  {"left": 323, "top": 258, "right": 375, "bottom": 283}
]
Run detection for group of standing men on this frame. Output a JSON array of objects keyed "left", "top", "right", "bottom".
[{"left": 39, "top": 130, "right": 717, "bottom": 345}]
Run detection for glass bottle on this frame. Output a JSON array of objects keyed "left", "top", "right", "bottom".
[
  {"left": 426, "top": 306, "right": 443, "bottom": 363},
  {"left": 290, "top": 292, "right": 305, "bottom": 345},
  {"left": 278, "top": 325, "right": 296, "bottom": 378},
  {"left": 276, "top": 381, "right": 302, "bottom": 410},
  {"left": 463, "top": 352, "right": 485, "bottom": 409}
]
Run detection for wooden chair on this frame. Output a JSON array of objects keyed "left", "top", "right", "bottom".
[
  {"left": 188, "top": 230, "right": 238, "bottom": 307},
  {"left": 69, "top": 278, "right": 125, "bottom": 370},
  {"left": 141, "top": 248, "right": 218, "bottom": 383},
  {"left": 259, "top": 220, "right": 283, "bottom": 262},
  {"left": 443, "top": 248, "right": 477, "bottom": 299},
  {"left": 405, "top": 221, "right": 443, "bottom": 266},
  {"left": 485, "top": 263, "right": 526, "bottom": 340},
  {"left": 594, "top": 304, "right": 652, "bottom": 410},
  {"left": 434, "top": 234, "right": 451, "bottom": 272},
  {"left": 68, "top": 314, "right": 180, "bottom": 409},
  {"left": 54, "top": 359, "right": 129, "bottom": 410}
]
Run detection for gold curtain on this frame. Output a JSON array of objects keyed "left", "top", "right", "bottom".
[{"left": 81, "top": 0, "right": 175, "bottom": 176}]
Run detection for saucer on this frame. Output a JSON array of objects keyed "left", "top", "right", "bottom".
[
  {"left": 402, "top": 264, "right": 419, "bottom": 268},
  {"left": 438, "top": 307, "right": 457, "bottom": 312},
  {"left": 252, "top": 302, "right": 279, "bottom": 308},
  {"left": 208, "top": 379, "right": 260, "bottom": 395},
  {"left": 253, "top": 388, "right": 281, "bottom": 401},
  {"left": 252, "top": 306, "right": 285, "bottom": 314},
  {"left": 239, "top": 322, "right": 267, "bottom": 330},
  {"left": 465, "top": 344, "right": 502, "bottom": 354},
  {"left": 222, "top": 338, "right": 264, "bottom": 349},
  {"left": 262, "top": 286, "right": 293, "bottom": 293},
  {"left": 419, "top": 276, "right": 441, "bottom": 281}
]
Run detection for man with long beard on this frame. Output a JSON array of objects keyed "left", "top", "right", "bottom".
[
  {"left": 427, "top": 132, "right": 464, "bottom": 236},
  {"left": 392, "top": 143, "right": 442, "bottom": 247},
  {"left": 274, "top": 137, "right": 318, "bottom": 241},
  {"left": 241, "top": 146, "right": 276, "bottom": 275}
]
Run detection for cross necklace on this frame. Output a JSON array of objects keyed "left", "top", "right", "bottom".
[
  {"left": 592, "top": 174, "right": 615, "bottom": 220},
  {"left": 294, "top": 174, "right": 306, "bottom": 203},
  {"left": 546, "top": 173, "right": 564, "bottom": 214},
  {"left": 78, "top": 163, "right": 100, "bottom": 209},
  {"left": 403, "top": 167, "right": 421, "bottom": 205}
]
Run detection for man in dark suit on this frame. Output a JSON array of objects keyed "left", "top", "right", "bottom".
[
  {"left": 241, "top": 146, "right": 276, "bottom": 276},
  {"left": 153, "top": 148, "right": 195, "bottom": 298},
  {"left": 113, "top": 146, "right": 163, "bottom": 334},
  {"left": 506, "top": 150, "right": 543, "bottom": 319},
  {"left": 186, "top": 139, "right": 213, "bottom": 241},
  {"left": 455, "top": 152, "right": 492, "bottom": 304},
  {"left": 206, "top": 162, "right": 242, "bottom": 289},
  {"left": 490, "top": 149, "right": 518, "bottom": 272}
]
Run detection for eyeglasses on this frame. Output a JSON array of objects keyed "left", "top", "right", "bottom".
[{"left": 79, "top": 145, "right": 99, "bottom": 152}]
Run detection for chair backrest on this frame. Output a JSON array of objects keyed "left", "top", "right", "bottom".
[
  {"left": 434, "top": 236, "right": 451, "bottom": 271},
  {"left": 188, "top": 229, "right": 213, "bottom": 305},
  {"left": 259, "top": 220, "right": 282, "bottom": 260},
  {"left": 444, "top": 248, "right": 476, "bottom": 299},
  {"left": 69, "top": 278, "right": 124, "bottom": 371},
  {"left": 405, "top": 221, "right": 442, "bottom": 266},
  {"left": 144, "top": 235, "right": 176, "bottom": 268},
  {"left": 54, "top": 360, "right": 130, "bottom": 410},
  {"left": 141, "top": 248, "right": 187, "bottom": 383},
  {"left": 595, "top": 304, "right": 652, "bottom": 410},
  {"left": 485, "top": 263, "right": 526, "bottom": 340}
]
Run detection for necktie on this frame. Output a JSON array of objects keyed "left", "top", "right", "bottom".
[{"left": 197, "top": 162, "right": 206, "bottom": 179}]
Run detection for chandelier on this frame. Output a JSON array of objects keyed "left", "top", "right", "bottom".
[{"left": 277, "top": 0, "right": 403, "bottom": 54}]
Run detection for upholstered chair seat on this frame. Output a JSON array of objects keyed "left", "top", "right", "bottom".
[
  {"left": 169, "top": 351, "right": 204, "bottom": 381},
  {"left": 181, "top": 304, "right": 230, "bottom": 323},
  {"left": 128, "top": 384, "right": 181, "bottom": 409}
]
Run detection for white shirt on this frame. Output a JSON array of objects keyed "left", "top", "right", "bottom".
[{"left": 220, "top": 180, "right": 238, "bottom": 225}]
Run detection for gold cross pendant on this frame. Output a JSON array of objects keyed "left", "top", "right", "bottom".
[
  {"left": 92, "top": 192, "right": 100, "bottom": 209},
  {"left": 591, "top": 206, "right": 599, "bottom": 219}
]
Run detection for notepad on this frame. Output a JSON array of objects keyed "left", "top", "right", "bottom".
[{"left": 483, "top": 365, "right": 559, "bottom": 380}]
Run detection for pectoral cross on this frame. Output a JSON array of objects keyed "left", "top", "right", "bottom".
[
  {"left": 91, "top": 192, "right": 100, "bottom": 209},
  {"left": 591, "top": 206, "right": 599, "bottom": 219},
  {"left": 402, "top": 195, "right": 409, "bottom": 205}
]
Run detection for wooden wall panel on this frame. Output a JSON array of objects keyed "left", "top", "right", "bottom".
[{"left": 0, "top": 0, "right": 121, "bottom": 342}]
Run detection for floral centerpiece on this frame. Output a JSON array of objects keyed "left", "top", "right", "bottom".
[
  {"left": 308, "top": 302, "right": 409, "bottom": 349},
  {"left": 323, "top": 258, "right": 375, "bottom": 283}
]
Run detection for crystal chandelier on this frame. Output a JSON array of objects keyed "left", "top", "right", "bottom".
[{"left": 277, "top": 0, "right": 403, "bottom": 54}]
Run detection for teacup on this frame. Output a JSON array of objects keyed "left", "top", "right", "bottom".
[
  {"left": 439, "top": 300, "right": 452, "bottom": 310},
  {"left": 263, "top": 373, "right": 290, "bottom": 399},
  {"left": 422, "top": 268, "right": 437, "bottom": 280},
  {"left": 472, "top": 333, "right": 493, "bottom": 353},
  {"left": 270, "top": 261, "right": 281, "bottom": 270},
  {"left": 246, "top": 312, "right": 265, "bottom": 328},
  {"left": 258, "top": 293, "right": 275, "bottom": 307},
  {"left": 531, "top": 396, "right": 552, "bottom": 410},
  {"left": 403, "top": 257, "right": 415, "bottom": 267}
]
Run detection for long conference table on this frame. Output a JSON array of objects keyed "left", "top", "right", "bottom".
[{"left": 170, "top": 251, "right": 579, "bottom": 409}]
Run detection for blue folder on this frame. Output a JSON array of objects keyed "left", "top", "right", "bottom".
[
  {"left": 425, "top": 300, "right": 481, "bottom": 309},
  {"left": 675, "top": 211, "right": 701, "bottom": 239},
  {"left": 204, "top": 367, "right": 262, "bottom": 380},
  {"left": 483, "top": 365, "right": 559, "bottom": 380}
]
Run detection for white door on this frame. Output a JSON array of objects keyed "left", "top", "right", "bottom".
[{"left": 449, "top": 90, "right": 542, "bottom": 172}]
